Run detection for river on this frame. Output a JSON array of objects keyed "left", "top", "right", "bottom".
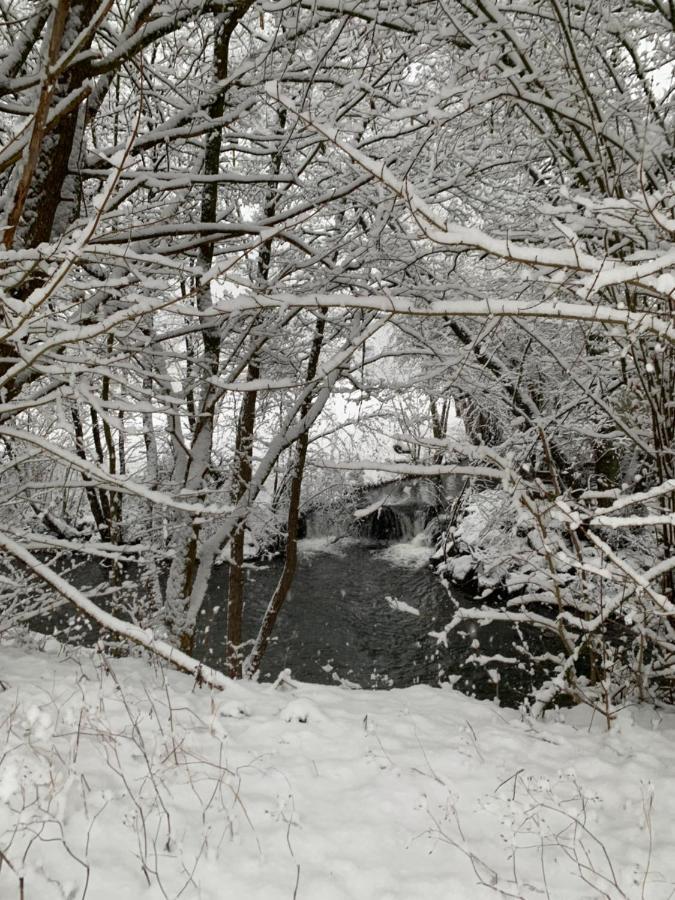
[
  {"left": 35, "top": 536, "right": 540, "bottom": 707},
  {"left": 195, "top": 536, "right": 531, "bottom": 704}
]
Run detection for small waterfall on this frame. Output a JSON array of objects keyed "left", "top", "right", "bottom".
[
  {"left": 301, "top": 477, "right": 455, "bottom": 543},
  {"left": 362, "top": 505, "right": 413, "bottom": 541},
  {"left": 358, "top": 504, "right": 423, "bottom": 541}
]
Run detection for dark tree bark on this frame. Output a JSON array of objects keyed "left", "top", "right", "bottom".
[
  {"left": 225, "top": 359, "right": 260, "bottom": 677},
  {"left": 244, "top": 313, "right": 326, "bottom": 678}
]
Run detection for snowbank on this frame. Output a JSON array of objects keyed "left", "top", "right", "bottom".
[{"left": 1, "top": 639, "right": 674, "bottom": 899}]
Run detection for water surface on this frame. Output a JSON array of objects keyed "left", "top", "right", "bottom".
[{"left": 197, "top": 537, "right": 528, "bottom": 702}]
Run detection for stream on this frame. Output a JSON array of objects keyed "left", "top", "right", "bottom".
[
  {"left": 33, "top": 479, "right": 543, "bottom": 706},
  {"left": 195, "top": 536, "right": 531, "bottom": 704},
  {"left": 199, "top": 538, "right": 455, "bottom": 689}
]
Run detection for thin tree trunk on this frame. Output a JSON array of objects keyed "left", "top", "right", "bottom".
[
  {"left": 225, "top": 360, "right": 260, "bottom": 677},
  {"left": 225, "top": 100, "right": 286, "bottom": 676},
  {"left": 71, "top": 404, "right": 110, "bottom": 542},
  {"left": 167, "top": 5, "right": 253, "bottom": 647},
  {"left": 141, "top": 369, "right": 164, "bottom": 614},
  {"left": 244, "top": 314, "right": 326, "bottom": 678}
]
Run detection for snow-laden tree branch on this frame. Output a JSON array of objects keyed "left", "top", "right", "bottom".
[
  {"left": 214, "top": 292, "right": 675, "bottom": 344},
  {"left": 0, "top": 530, "right": 231, "bottom": 690},
  {"left": 266, "top": 83, "right": 675, "bottom": 301}
]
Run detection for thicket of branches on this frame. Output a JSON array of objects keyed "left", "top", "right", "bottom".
[{"left": 0, "top": 0, "right": 673, "bottom": 712}]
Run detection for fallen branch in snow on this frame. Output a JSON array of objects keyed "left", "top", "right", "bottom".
[{"left": 0, "top": 530, "right": 231, "bottom": 691}]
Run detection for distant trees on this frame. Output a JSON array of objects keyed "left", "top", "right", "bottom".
[
  {"left": 0, "top": 0, "right": 424, "bottom": 678},
  {"left": 0, "top": 0, "right": 672, "bottom": 707}
]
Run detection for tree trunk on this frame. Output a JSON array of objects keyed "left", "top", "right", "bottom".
[
  {"left": 167, "top": 6, "right": 252, "bottom": 646},
  {"left": 244, "top": 314, "right": 326, "bottom": 678},
  {"left": 226, "top": 361, "right": 260, "bottom": 677}
]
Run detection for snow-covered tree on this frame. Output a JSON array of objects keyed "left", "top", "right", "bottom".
[{"left": 0, "top": 0, "right": 672, "bottom": 707}]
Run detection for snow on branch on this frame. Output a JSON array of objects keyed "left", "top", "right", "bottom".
[
  {"left": 321, "top": 459, "right": 503, "bottom": 480},
  {"left": 0, "top": 530, "right": 231, "bottom": 691},
  {"left": 0, "top": 427, "right": 234, "bottom": 517},
  {"left": 266, "top": 83, "right": 675, "bottom": 302},
  {"left": 214, "top": 292, "right": 675, "bottom": 344}
]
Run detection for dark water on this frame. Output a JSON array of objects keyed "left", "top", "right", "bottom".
[
  {"left": 198, "top": 540, "right": 452, "bottom": 688},
  {"left": 195, "top": 539, "right": 535, "bottom": 704},
  {"left": 31, "top": 538, "right": 545, "bottom": 706}
]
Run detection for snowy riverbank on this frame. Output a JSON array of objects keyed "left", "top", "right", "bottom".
[{"left": 1, "top": 639, "right": 674, "bottom": 899}]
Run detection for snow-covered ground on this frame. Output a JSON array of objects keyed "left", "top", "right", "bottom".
[{"left": 1, "top": 638, "right": 674, "bottom": 900}]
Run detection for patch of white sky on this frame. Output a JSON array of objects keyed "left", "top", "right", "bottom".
[
  {"left": 310, "top": 320, "right": 462, "bottom": 481},
  {"left": 204, "top": 208, "right": 464, "bottom": 478}
]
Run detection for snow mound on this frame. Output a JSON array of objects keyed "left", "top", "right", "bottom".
[
  {"left": 1, "top": 643, "right": 675, "bottom": 900},
  {"left": 280, "top": 698, "right": 327, "bottom": 724},
  {"left": 447, "top": 554, "right": 474, "bottom": 581},
  {"left": 218, "top": 699, "right": 251, "bottom": 719}
]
